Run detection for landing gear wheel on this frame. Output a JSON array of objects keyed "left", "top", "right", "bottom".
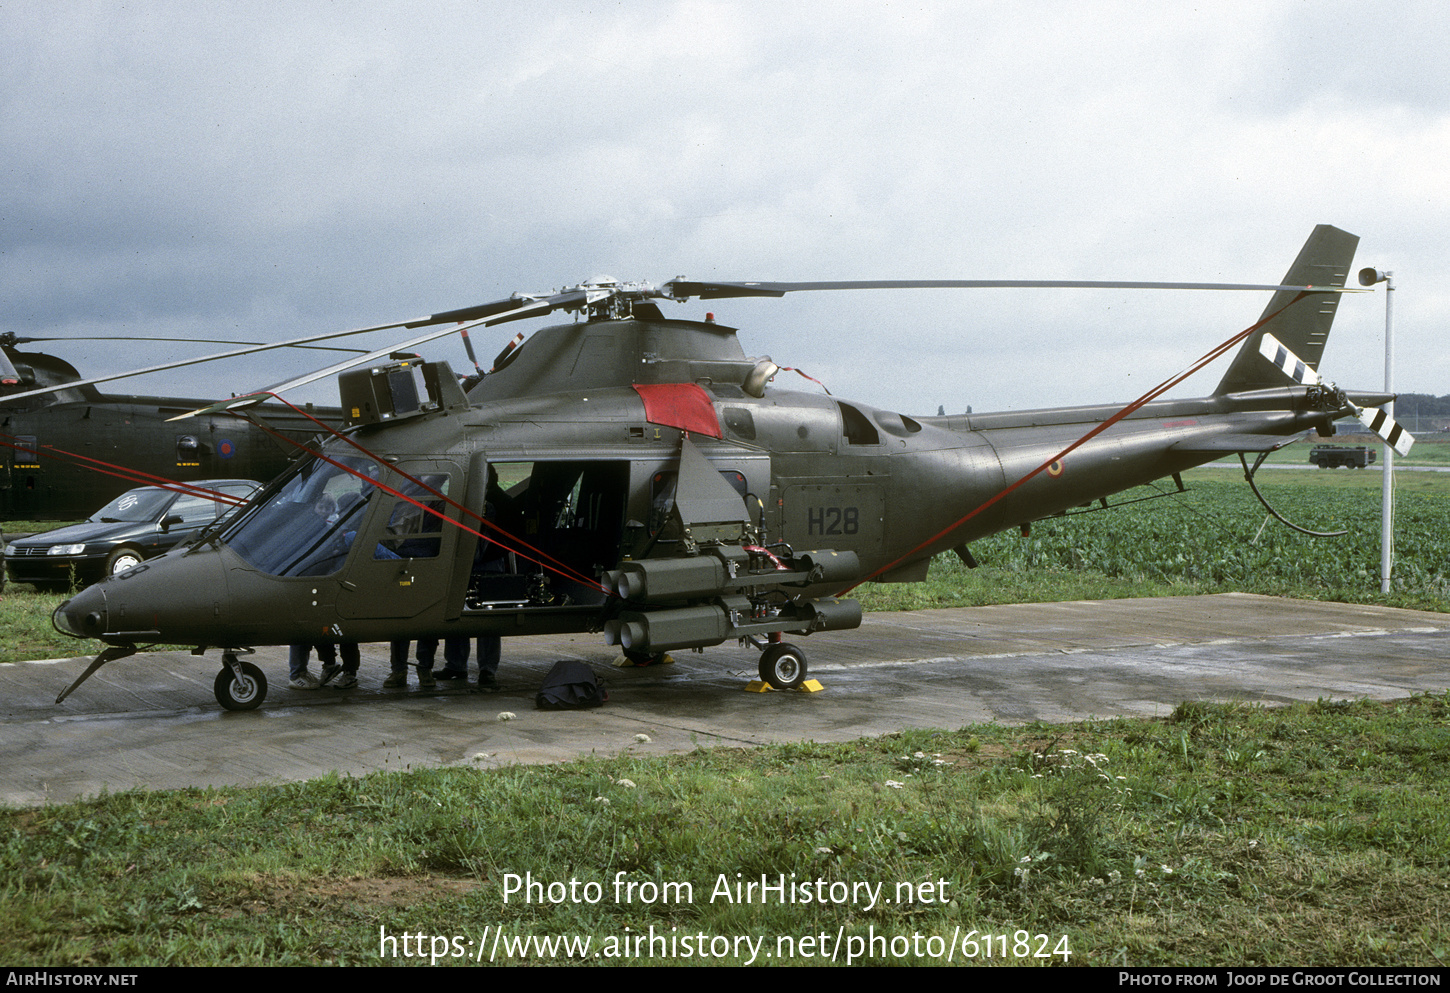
[
  {"left": 106, "top": 547, "right": 144, "bottom": 577},
  {"left": 759, "top": 643, "right": 807, "bottom": 690},
  {"left": 214, "top": 659, "right": 267, "bottom": 711}
]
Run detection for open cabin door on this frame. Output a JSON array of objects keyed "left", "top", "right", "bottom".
[{"left": 451, "top": 456, "right": 630, "bottom": 616}]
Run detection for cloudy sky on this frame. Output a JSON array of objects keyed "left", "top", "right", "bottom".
[{"left": 2, "top": 1, "right": 1447, "bottom": 414}]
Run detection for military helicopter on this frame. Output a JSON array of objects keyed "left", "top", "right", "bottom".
[
  {"left": 0, "top": 333, "right": 349, "bottom": 520},
  {"left": 47, "top": 224, "right": 1413, "bottom": 710}
]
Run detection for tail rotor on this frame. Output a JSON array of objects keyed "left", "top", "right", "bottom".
[{"left": 1258, "top": 332, "right": 1414, "bottom": 456}]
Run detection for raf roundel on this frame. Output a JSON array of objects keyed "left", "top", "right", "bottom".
[{"left": 217, "top": 439, "right": 235, "bottom": 459}]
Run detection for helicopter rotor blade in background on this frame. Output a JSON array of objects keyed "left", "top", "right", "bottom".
[
  {"left": 490, "top": 331, "right": 526, "bottom": 371},
  {"left": 458, "top": 326, "right": 483, "bottom": 376},
  {"left": 247, "top": 287, "right": 602, "bottom": 398},
  {"left": 3, "top": 335, "right": 369, "bottom": 353},
  {"left": 0, "top": 294, "right": 551, "bottom": 406},
  {"left": 1258, "top": 332, "right": 1414, "bottom": 456}
]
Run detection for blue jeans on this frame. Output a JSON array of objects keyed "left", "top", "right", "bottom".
[
  {"left": 289, "top": 643, "right": 334, "bottom": 679},
  {"left": 291, "top": 643, "right": 358, "bottom": 678}
]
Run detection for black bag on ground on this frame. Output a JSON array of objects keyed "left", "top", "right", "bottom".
[{"left": 535, "top": 660, "right": 608, "bottom": 709}]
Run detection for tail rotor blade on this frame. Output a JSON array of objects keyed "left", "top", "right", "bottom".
[
  {"left": 1357, "top": 406, "right": 1415, "bottom": 457},
  {"left": 1258, "top": 333, "right": 1323, "bottom": 388}
]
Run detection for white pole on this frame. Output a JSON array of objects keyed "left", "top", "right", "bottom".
[{"left": 1379, "top": 272, "right": 1395, "bottom": 594}]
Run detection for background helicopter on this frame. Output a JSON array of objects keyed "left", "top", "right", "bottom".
[
  {"left": 48, "top": 224, "right": 1412, "bottom": 711},
  {"left": 0, "top": 333, "right": 351, "bottom": 521}
]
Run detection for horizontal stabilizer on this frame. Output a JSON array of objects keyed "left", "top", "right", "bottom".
[{"left": 1171, "top": 434, "right": 1299, "bottom": 454}]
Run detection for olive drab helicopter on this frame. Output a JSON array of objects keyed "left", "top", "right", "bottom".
[
  {"left": 46, "top": 224, "right": 1413, "bottom": 711},
  {"left": 0, "top": 333, "right": 352, "bottom": 520}
]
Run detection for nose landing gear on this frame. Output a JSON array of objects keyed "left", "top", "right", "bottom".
[{"left": 215, "top": 651, "right": 267, "bottom": 711}]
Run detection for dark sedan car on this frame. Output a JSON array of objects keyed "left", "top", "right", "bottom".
[{"left": 5, "top": 479, "right": 260, "bottom": 590}]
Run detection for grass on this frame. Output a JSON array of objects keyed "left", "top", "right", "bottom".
[
  {"left": 2, "top": 694, "right": 1446, "bottom": 966},
  {"left": 0, "top": 586, "right": 87, "bottom": 663}
]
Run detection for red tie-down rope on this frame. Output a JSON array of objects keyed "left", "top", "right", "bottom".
[
  {"left": 780, "top": 367, "right": 832, "bottom": 394},
  {"left": 231, "top": 394, "right": 613, "bottom": 594},
  {"left": 0, "top": 432, "right": 253, "bottom": 505},
  {"left": 837, "top": 292, "right": 1312, "bottom": 595}
]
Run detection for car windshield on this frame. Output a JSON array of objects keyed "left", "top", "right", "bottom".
[
  {"left": 221, "top": 455, "right": 383, "bottom": 577},
  {"left": 90, "top": 488, "right": 173, "bottom": 523}
]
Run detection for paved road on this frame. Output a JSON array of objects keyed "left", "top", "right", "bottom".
[
  {"left": 1, "top": 593, "right": 1447, "bottom": 806},
  {"left": 1203, "top": 461, "right": 1450, "bottom": 473}
]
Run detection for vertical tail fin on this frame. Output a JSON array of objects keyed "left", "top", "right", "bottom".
[{"left": 1213, "top": 225, "right": 1358, "bottom": 395}]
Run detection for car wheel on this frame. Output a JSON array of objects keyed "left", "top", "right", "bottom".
[{"left": 106, "top": 547, "right": 144, "bottom": 577}]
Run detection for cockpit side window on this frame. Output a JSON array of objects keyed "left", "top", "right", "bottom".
[{"left": 374, "top": 474, "right": 450, "bottom": 560}]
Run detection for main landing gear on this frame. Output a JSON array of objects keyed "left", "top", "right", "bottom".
[
  {"left": 757, "top": 641, "right": 808, "bottom": 690},
  {"left": 214, "top": 651, "right": 267, "bottom": 711}
]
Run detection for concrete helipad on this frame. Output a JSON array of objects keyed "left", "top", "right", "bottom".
[{"left": 1, "top": 593, "right": 1447, "bottom": 806}]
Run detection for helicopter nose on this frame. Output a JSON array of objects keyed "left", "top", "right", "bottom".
[
  {"left": 52, "top": 548, "right": 233, "bottom": 646},
  {"left": 53, "top": 584, "right": 108, "bottom": 639}
]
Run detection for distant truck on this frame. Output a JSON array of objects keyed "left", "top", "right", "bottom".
[{"left": 1309, "top": 444, "right": 1377, "bottom": 469}]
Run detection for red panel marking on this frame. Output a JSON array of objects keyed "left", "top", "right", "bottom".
[{"left": 631, "top": 383, "right": 723, "bottom": 439}]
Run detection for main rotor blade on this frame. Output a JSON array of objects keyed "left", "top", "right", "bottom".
[
  {"left": 0, "top": 296, "right": 538, "bottom": 405},
  {"left": 250, "top": 291, "right": 586, "bottom": 397},
  {"left": 2, "top": 269, "right": 1368, "bottom": 408},
  {"left": 664, "top": 278, "right": 1360, "bottom": 300},
  {"left": 466, "top": 287, "right": 599, "bottom": 327}
]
